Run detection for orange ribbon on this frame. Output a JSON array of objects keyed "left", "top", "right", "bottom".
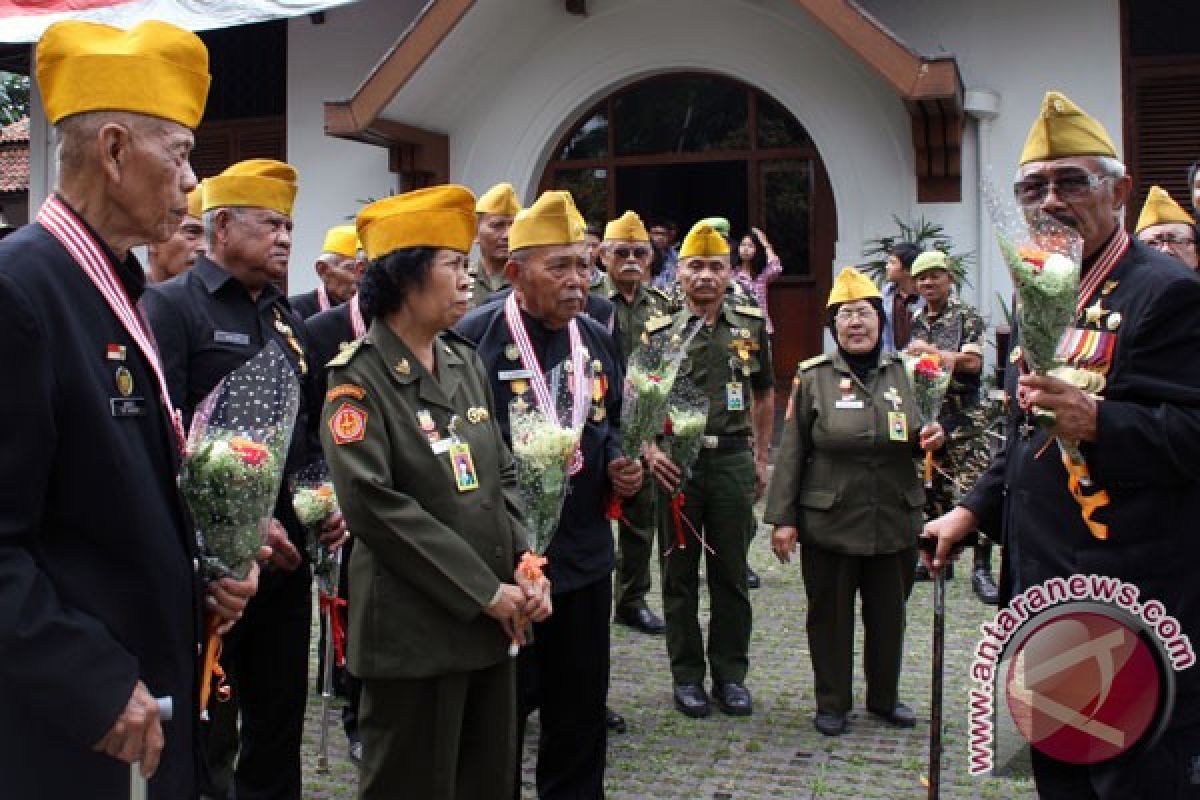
[
  {"left": 510, "top": 552, "right": 548, "bottom": 655},
  {"left": 1062, "top": 451, "right": 1110, "bottom": 540},
  {"left": 198, "top": 613, "right": 230, "bottom": 717},
  {"left": 318, "top": 591, "right": 348, "bottom": 668},
  {"left": 924, "top": 450, "right": 935, "bottom": 489}
]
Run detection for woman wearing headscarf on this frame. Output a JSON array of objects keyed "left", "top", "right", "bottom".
[
  {"left": 321, "top": 186, "right": 551, "bottom": 799},
  {"left": 764, "top": 267, "right": 943, "bottom": 738}
]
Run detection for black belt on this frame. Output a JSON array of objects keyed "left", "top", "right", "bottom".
[{"left": 700, "top": 435, "right": 752, "bottom": 451}]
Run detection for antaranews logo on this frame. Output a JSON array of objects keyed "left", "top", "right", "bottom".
[{"left": 968, "top": 574, "right": 1195, "bottom": 775}]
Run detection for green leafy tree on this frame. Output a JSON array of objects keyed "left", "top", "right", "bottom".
[
  {"left": 861, "top": 215, "right": 973, "bottom": 289},
  {"left": 0, "top": 72, "right": 30, "bottom": 126}
]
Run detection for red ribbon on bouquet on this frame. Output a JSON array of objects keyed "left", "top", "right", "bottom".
[{"left": 318, "top": 591, "right": 348, "bottom": 668}]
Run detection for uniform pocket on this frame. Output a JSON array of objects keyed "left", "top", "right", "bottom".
[{"left": 797, "top": 488, "right": 836, "bottom": 510}]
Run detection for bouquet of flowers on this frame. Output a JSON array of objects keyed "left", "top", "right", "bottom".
[
  {"left": 291, "top": 461, "right": 339, "bottom": 591},
  {"left": 902, "top": 351, "right": 952, "bottom": 487},
  {"left": 180, "top": 342, "right": 301, "bottom": 715},
  {"left": 662, "top": 378, "right": 712, "bottom": 554},
  {"left": 508, "top": 357, "right": 593, "bottom": 653},
  {"left": 986, "top": 186, "right": 1109, "bottom": 538},
  {"left": 607, "top": 320, "right": 699, "bottom": 520}
]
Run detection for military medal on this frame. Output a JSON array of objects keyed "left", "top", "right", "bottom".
[
  {"left": 1084, "top": 301, "right": 1106, "bottom": 326},
  {"left": 417, "top": 409, "right": 436, "bottom": 433},
  {"left": 466, "top": 407, "right": 490, "bottom": 424},
  {"left": 510, "top": 378, "right": 529, "bottom": 397},
  {"left": 883, "top": 386, "right": 903, "bottom": 411},
  {"left": 505, "top": 343, "right": 520, "bottom": 361},
  {"left": 272, "top": 309, "right": 308, "bottom": 375},
  {"left": 115, "top": 366, "right": 134, "bottom": 397},
  {"left": 394, "top": 358, "right": 411, "bottom": 375},
  {"left": 726, "top": 381, "right": 744, "bottom": 411},
  {"left": 106, "top": 343, "right": 127, "bottom": 361},
  {"left": 1106, "top": 312, "right": 1122, "bottom": 331},
  {"left": 449, "top": 442, "right": 479, "bottom": 492},
  {"left": 1101, "top": 280, "right": 1119, "bottom": 296},
  {"left": 887, "top": 411, "right": 908, "bottom": 442}
]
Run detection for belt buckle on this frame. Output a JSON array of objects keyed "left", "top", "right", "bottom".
[{"left": 701, "top": 435, "right": 719, "bottom": 449}]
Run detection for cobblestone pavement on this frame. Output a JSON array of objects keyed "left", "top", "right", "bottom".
[{"left": 300, "top": 519, "right": 1036, "bottom": 799}]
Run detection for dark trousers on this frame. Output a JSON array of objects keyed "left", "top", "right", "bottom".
[
  {"left": 658, "top": 449, "right": 754, "bottom": 685},
  {"left": 614, "top": 482, "right": 657, "bottom": 615},
  {"left": 1030, "top": 719, "right": 1200, "bottom": 798},
  {"left": 360, "top": 659, "right": 516, "bottom": 800},
  {"left": 800, "top": 545, "right": 915, "bottom": 715},
  {"left": 515, "top": 577, "right": 611, "bottom": 800},
  {"left": 202, "top": 565, "right": 311, "bottom": 800}
]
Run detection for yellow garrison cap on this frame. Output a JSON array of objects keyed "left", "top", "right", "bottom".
[
  {"left": 679, "top": 222, "right": 730, "bottom": 258},
  {"left": 356, "top": 185, "right": 477, "bottom": 261},
  {"left": 36, "top": 20, "right": 210, "bottom": 128},
  {"left": 827, "top": 267, "right": 882, "bottom": 307},
  {"left": 603, "top": 210, "right": 649, "bottom": 242},
  {"left": 321, "top": 225, "right": 360, "bottom": 258},
  {"left": 1019, "top": 91, "right": 1117, "bottom": 165},
  {"left": 185, "top": 183, "right": 204, "bottom": 219},
  {"left": 910, "top": 250, "right": 949, "bottom": 278},
  {"left": 1136, "top": 186, "right": 1195, "bottom": 233},
  {"left": 509, "top": 190, "right": 586, "bottom": 251},
  {"left": 476, "top": 182, "right": 521, "bottom": 216},
  {"left": 203, "top": 159, "right": 298, "bottom": 216}
]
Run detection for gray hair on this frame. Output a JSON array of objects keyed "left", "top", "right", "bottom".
[
  {"left": 203, "top": 206, "right": 245, "bottom": 249},
  {"left": 55, "top": 110, "right": 165, "bottom": 175}
]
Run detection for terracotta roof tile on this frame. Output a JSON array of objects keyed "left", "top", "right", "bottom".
[{"left": 0, "top": 117, "right": 30, "bottom": 193}]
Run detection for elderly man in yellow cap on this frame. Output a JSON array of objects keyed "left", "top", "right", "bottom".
[
  {"left": 643, "top": 221, "right": 773, "bottom": 719},
  {"left": 926, "top": 91, "right": 1200, "bottom": 796},
  {"left": 597, "top": 210, "right": 672, "bottom": 636},
  {"left": 290, "top": 224, "right": 365, "bottom": 320},
  {"left": 456, "top": 189, "right": 643, "bottom": 799},
  {"left": 1135, "top": 185, "right": 1198, "bottom": 270},
  {"left": 148, "top": 183, "right": 206, "bottom": 283},
  {"left": 142, "top": 158, "right": 345, "bottom": 799},
  {"left": 0, "top": 19, "right": 258, "bottom": 799},
  {"left": 469, "top": 181, "right": 521, "bottom": 307}
]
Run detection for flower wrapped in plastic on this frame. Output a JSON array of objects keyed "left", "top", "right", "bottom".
[
  {"left": 291, "top": 461, "right": 339, "bottom": 592},
  {"left": 662, "top": 377, "right": 711, "bottom": 555},
  {"left": 508, "top": 356, "right": 592, "bottom": 653},
  {"left": 902, "top": 351, "right": 952, "bottom": 487},
  {"left": 607, "top": 319, "right": 700, "bottom": 520},
  {"left": 179, "top": 341, "right": 301, "bottom": 715},
  {"left": 986, "top": 186, "right": 1109, "bottom": 538}
]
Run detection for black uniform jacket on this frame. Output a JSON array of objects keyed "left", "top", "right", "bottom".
[
  {"left": 307, "top": 300, "right": 358, "bottom": 404},
  {"left": 140, "top": 255, "right": 319, "bottom": 549},
  {"left": 456, "top": 303, "right": 624, "bottom": 593},
  {"left": 288, "top": 287, "right": 340, "bottom": 321},
  {"left": 962, "top": 240, "right": 1200, "bottom": 721},
  {"left": 0, "top": 212, "right": 202, "bottom": 798}
]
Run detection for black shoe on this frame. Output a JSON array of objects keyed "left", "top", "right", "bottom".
[
  {"left": 605, "top": 707, "right": 627, "bottom": 734},
  {"left": 711, "top": 682, "right": 753, "bottom": 716},
  {"left": 616, "top": 606, "right": 666, "bottom": 635},
  {"left": 972, "top": 567, "right": 999, "bottom": 605},
  {"left": 746, "top": 567, "right": 761, "bottom": 589},
  {"left": 814, "top": 710, "right": 847, "bottom": 736},
  {"left": 868, "top": 702, "right": 917, "bottom": 728},
  {"left": 672, "top": 683, "right": 711, "bottom": 718}
]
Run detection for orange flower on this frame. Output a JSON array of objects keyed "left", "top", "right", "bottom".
[
  {"left": 228, "top": 436, "right": 270, "bottom": 467},
  {"left": 1018, "top": 245, "right": 1049, "bottom": 271}
]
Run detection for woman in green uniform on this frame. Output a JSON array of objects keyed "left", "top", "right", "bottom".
[
  {"left": 764, "top": 267, "right": 943, "bottom": 738},
  {"left": 321, "top": 186, "right": 552, "bottom": 800}
]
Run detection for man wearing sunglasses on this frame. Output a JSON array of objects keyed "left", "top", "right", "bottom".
[
  {"left": 598, "top": 211, "right": 672, "bottom": 637},
  {"left": 1134, "top": 185, "right": 1198, "bottom": 271},
  {"left": 925, "top": 91, "right": 1200, "bottom": 796}
]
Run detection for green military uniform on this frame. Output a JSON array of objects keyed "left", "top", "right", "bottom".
[
  {"left": 653, "top": 298, "right": 772, "bottom": 687},
  {"left": 321, "top": 320, "right": 528, "bottom": 800},
  {"left": 468, "top": 258, "right": 509, "bottom": 308},
  {"left": 604, "top": 275, "right": 672, "bottom": 618},
  {"left": 763, "top": 351, "right": 926, "bottom": 716}
]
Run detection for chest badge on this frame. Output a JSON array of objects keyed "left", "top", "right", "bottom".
[
  {"left": 505, "top": 344, "right": 520, "bottom": 362},
  {"left": 106, "top": 343, "right": 127, "bottom": 362},
  {"left": 883, "top": 386, "right": 903, "bottom": 411},
  {"left": 115, "top": 366, "right": 134, "bottom": 397}
]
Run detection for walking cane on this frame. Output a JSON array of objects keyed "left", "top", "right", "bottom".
[
  {"left": 129, "top": 696, "right": 173, "bottom": 800},
  {"left": 922, "top": 537, "right": 944, "bottom": 800},
  {"left": 317, "top": 547, "right": 343, "bottom": 775}
]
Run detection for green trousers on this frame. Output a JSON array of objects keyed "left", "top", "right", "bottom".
[
  {"left": 358, "top": 659, "right": 515, "bottom": 800},
  {"left": 800, "top": 545, "right": 916, "bottom": 714},
  {"left": 658, "top": 448, "right": 755, "bottom": 685},
  {"left": 614, "top": 480, "right": 658, "bottom": 614}
]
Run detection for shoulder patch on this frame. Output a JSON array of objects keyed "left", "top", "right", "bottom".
[
  {"left": 733, "top": 304, "right": 764, "bottom": 319},
  {"left": 798, "top": 354, "right": 831, "bottom": 372},
  {"left": 326, "top": 384, "right": 366, "bottom": 403},
  {"left": 329, "top": 402, "right": 368, "bottom": 445},
  {"left": 327, "top": 337, "right": 363, "bottom": 367},
  {"left": 644, "top": 314, "right": 674, "bottom": 334}
]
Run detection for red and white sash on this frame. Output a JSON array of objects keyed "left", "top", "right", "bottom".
[
  {"left": 37, "top": 196, "right": 186, "bottom": 452},
  {"left": 503, "top": 293, "right": 590, "bottom": 471},
  {"left": 317, "top": 284, "right": 331, "bottom": 313},
  {"left": 349, "top": 293, "right": 366, "bottom": 339},
  {"left": 1076, "top": 230, "right": 1130, "bottom": 316}
]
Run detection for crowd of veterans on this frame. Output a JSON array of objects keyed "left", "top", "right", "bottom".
[{"left": 3, "top": 16, "right": 1200, "bottom": 800}]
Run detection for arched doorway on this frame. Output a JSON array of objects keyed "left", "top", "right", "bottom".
[{"left": 539, "top": 72, "right": 837, "bottom": 384}]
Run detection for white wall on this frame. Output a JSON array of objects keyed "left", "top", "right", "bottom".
[{"left": 285, "top": 0, "right": 425, "bottom": 293}]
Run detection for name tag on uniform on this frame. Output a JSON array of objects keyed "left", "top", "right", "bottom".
[
  {"left": 111, "top": 396, "right": 147, "bottom": 417},
  {"left": 726, "top": 382, "right": 744, "bottom": 411},
  {"left": 214, "top": 330, "right": 250, "bottom": 346},
  {"left": 888, "top": 411, "right": 908, "bottom": 441},
  {"left": 835, "top": 399, "right": 864, "bottom": 410},
  {"left": 498, "top": 369, "right": 533, "bottom": 381}
]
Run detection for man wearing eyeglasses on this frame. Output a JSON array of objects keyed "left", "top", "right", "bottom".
[
  {"left": 598, "top": 211, "right": 672, "bottom": 637},
  {"left": 1135, "top": 185, "right": 1198, "bottom": 271},
  {"left": 925, "top": 91, "right": 1200, "bottom": 796}
]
